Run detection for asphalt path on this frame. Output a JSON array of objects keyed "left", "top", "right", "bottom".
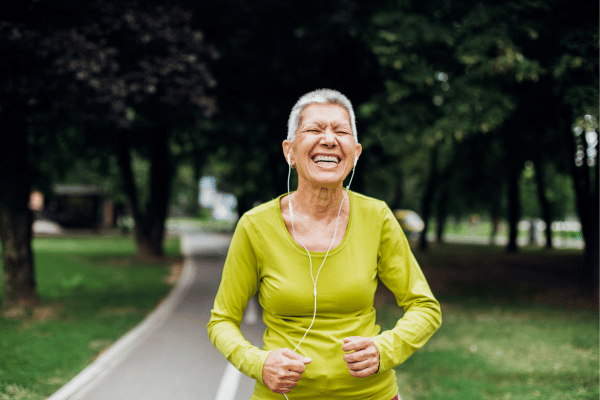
[{"left": 49, "top": 232, "right": 266, "bottom": 400}]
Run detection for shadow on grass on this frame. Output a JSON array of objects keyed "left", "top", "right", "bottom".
[
  {"left": 406, "top": 243, "right": 596, "bottom": 309},
  {"left": 376, "top": 243, "right": 598, "bottom": 400}
]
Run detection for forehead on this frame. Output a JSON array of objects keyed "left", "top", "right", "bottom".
[{"left": 299, "top": 103, "right": 351, "bottom": 126}]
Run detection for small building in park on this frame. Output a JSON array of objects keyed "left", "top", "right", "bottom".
[{"left": 41, "top": 184, "right": 115, "bottom": 230}]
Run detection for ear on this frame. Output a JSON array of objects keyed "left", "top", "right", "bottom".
[
  {"left": 282, "top": 140, "right": 294, "bottom": 165},
  {"left": 354, "top": 143, "right": 363, "bottom": 161}
]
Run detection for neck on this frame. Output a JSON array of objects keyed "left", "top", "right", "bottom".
[{"left": 291, "top": 182, "right": 346, "bottom": 220}]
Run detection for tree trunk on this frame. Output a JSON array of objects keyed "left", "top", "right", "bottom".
[
  {"left": 435, "top": 185, "right": 448, "bottom": 244},
  {"left": 589, "top": 149, "right": 599, "bottom": 293},
  {"left": 116, "top": 126, "right": 173, "bottom": 259},
  {"left": 581, "top": 142, "right": 598, "bottom": 292},
  {"left": 489, "top": 195, "right": 500, "bottom": 245},
  {"left": 143, "top": 125, "right": 172, "bottom": 257},
  {"left": 0, "top": 111, "right": 38, "bottom": 306},
  {"left": 560, "top": 107, "right": 598, "bottom": 292},
  {"left": 419, "top": 145, "right": 438, "bottom": 251},
  {"left": 583, "top": 124, "right": 599, "bottom": 293},
  {"left": 506, "top": 164, "right": 520, "bottom": 253},
  {"left": 533, "top": 161, "right": 553, "bottom": 249},
  {"left": 0, "top": 207, "right": 36, "bottom": 306}
]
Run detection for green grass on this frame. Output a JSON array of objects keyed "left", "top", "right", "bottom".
[
  {"left": 382, "top": 302, "right": 598, "bottom": 400},
  {"left": 166, "top": 216, "right": 236, "bottom": 233},
  {"left": 376, "top": 244, "right": 598, "bottom": 400},
  {"left": 427, "top": 220, "right": 584, "bottom": 244},
  {"left": 0, "top": 236, "right": 181, "bottom": 400}
]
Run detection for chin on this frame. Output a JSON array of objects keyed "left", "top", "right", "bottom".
[
  {"left": 308, "top": 176, "right": 346, "bottom": 188},
  {"left": 300, "top": 165, "right": 350, "bottom": 188}
]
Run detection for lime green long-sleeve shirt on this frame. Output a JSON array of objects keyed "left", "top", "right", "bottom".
[{"left": 207, "top": 191, "right": 441, "bottom": 399}]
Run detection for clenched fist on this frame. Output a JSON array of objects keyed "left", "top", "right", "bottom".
[
  {"left": 263, "top": 348, "right": 312, "bottom": 394},
  {"left": 342, "top": 336, "right": 380, "bottom": 378}
]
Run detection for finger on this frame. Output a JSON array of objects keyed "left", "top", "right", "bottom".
[
  {"left": 343, "top": 336, "right": 362, "bottom": 344},
  {"left": 281, "top": 348, "right": 312, "bottom": 364},
  {"left": 343, "top": 351, "right": 360, "bottom": 363},
  {"left": 284, "top": 361, "right": 308, "bottom": 374},
  {"left": 341, "top": 336, "right": 370, "bottom": 352},
  {"left": 268, "top": 372, "right": 302, "bottom": 394},
  {"left": 345, "top": 359, "right": 372, "bottom": 371},
  {"left": 343, "top": 347, "right": 377, "bottom": 363},
  {"left": 278, "top": 377, "right": 301, "bottom": 387},
  {"left": 348, "top": 364, "right": 378, "bottom": 378},
  {"left": 277, "top": 377, "right": 303, "bottom": 393},
  {"left": 279, "top": 349, "right": 311, "bottom": 373},
  {"left": 281, "top": 369, "right": 303, "bottom": 381}
]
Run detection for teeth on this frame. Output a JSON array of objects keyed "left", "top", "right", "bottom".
[{"left": 313, "top": 155, "right": 339, "bottom": 163}]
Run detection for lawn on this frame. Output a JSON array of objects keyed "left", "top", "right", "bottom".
[
  {"left": 1, "top": 236, "right": 597, "bottom": 400},
  {"left": 427, "top": 219, "right": 584, "bottom": 246},
  {"left": 0, "top": 235, "right": 181, "bottom": 400},
  {"left": 376, "top": 244, "right": 599, "bottom": 400}
]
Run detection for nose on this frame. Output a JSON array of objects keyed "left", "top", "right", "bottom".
[{"left": 321, "top": 128, "right": 336, "bottom": 147}]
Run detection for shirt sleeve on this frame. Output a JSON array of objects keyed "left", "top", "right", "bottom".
[
  {"left": 372, "top": 205, "right": 442, "bottom": 372},
  {"left": 207, "top": 215, "right": 272, "bottom": 382}
]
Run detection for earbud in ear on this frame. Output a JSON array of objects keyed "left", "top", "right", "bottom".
[
  {"left": 287, "top": 153, "right": 291, "bottom": 165},
  {"left": 353, "top": 157, "right": 358, "bottom": 168}
]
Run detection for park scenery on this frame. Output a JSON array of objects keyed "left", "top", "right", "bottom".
[{"left": 0, "top": 0, "right": 598, "bottom": 399}]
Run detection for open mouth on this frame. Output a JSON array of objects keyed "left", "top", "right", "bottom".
[{"left": 312, "top": 154, "right": 341, "bottom": 166}]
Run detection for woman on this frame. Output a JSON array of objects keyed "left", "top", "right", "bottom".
[{"left": 207, "top": 89, "right": 441, "bottom": 399}]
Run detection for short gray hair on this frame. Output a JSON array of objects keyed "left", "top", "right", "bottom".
[{"left": 287, "top": 89, "right": 357, "bottom": 142}]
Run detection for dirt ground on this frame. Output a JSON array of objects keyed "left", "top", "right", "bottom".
[{"left": 376, "top": 244, "right": 598, "bottom": 310}]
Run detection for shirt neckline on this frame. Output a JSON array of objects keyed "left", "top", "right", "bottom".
[{"left": 276, "top": 189, "right": 354, "bottom": 256}]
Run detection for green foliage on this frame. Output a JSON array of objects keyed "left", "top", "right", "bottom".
[
  {"left": 191, "top": 0, "right": 384, "bottom": 211},
  {"left": 356, "top": 0, "right": 596, "bottom": 258},
  {"left": 52, "top": 3, "right": 218, "bottom": 129},
  {"left": 0, "top": 236, "right": 180, "bottom": 399}
]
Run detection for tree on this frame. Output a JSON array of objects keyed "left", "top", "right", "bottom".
[
  {"left": 362, "top": 0, "right": 597, "bottom": 275},
  {"left": 0, "top": 0, "right": 217, "bottom": 307},
  {"left": 0, "top": 9, "right": 72, "bottom": 306},
  {"left": 360, "top": 0, "right": 521, "bottom": 250},
  {"left": 54, "top": 3, "right": 217, "bottom": 257},
  {"left": 549, "top": 6, "right": 599, "bottom": 290},
  {"left": 192, "top": 0, "right": 384, "bottom": 214},
  {"left": 0, "top": 102, "right": 36, "bottom": 306}
]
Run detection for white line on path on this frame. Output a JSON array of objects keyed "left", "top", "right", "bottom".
[
  {"left": 214, "top": 295, "right": 259, "bottom": 400},
  {"left": 214, "top": 363, "right": 242, "bottom": 400}
]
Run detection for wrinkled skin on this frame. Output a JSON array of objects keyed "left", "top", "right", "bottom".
[{"left": 262, "top": 348, "right": 312, "bottom": 394}]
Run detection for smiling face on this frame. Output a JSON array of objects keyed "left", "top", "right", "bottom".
[{"left": 283, "top": 103, "right": 362, "bottom": 189}]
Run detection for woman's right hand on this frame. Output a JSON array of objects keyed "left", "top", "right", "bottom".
[{"left": 262, "top": 348, "right": 312, "bottom": 394}]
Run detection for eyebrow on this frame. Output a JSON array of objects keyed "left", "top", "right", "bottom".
[
  {"left": 331, "top": 122, "right": 351, "bottom": 130},
  {"left": 302, "top": 121, "right": 351, "bottom": 130}
]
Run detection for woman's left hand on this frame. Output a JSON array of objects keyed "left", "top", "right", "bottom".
[{"left": 341, "top": 336, "right": 380, "bottom": 378}]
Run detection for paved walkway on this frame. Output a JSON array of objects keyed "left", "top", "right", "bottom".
[{"left": 48, "top": 232, "right": 265, "bottom": 400}]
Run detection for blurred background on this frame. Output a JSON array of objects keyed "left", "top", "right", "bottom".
[
  {"left": 0, "top": 0, "right": 598, "bottom": 398},
  {"left": 2, "top": 0, "right": 597, "bottom": 291}
]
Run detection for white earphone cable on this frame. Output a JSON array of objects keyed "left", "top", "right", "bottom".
[{"left": 283, "top": 156, "right": 356, "bottom": 399}]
